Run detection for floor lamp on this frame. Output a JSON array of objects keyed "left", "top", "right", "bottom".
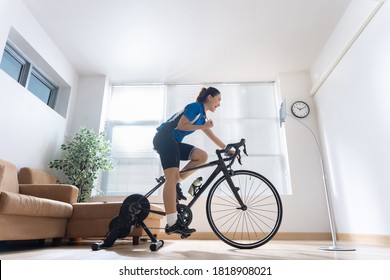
[{"left": 279, "top": 101, "right": 355, "bottom": 251}]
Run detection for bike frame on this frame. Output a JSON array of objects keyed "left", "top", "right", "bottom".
[{"left": 144, "top": 150, "right": 245, "bottom": 210}]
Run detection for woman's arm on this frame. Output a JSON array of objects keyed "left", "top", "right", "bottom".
[
  {"left": 177, "top": 114, "right": 225, "bottom": 149},
  {"left": 202, "top": 128, "right": 226, "bottom": 149},
  {"left": 177, "top": 115, "right": 213, "bottom": 131}
]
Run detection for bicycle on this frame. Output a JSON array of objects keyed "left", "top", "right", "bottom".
[{"left": 92, "top": 139, "right": 283, "bottom": 251}]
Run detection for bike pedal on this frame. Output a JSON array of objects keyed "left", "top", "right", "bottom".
[{"left": 180, "top": 234, "right": 191, "bottom": 239}]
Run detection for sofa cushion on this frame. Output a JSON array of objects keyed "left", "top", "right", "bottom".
[
  {"left": 19, "top": 184, "right": 79, "bottom": 204},
  {"left": 0, "top": 191, "right": 73, "bottom": 218},
  {"left": 18, "top": 167, "right": 58, "bottom": 184},
  {"left": 0, "top": 163, "right": 4, "bottom": 191},
  {"left": 71, "top": 202, "right": 164, "bottom": 220},
  {"left": 71, "top": 202, "right": 121, "bottom": 219},
  {"left": 0, "top": 160, "right": 19, "bottom": 193}
]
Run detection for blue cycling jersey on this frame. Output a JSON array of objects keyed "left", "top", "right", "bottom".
[{"left": 157, "top": 102, "right": 206, "bottom": 142}]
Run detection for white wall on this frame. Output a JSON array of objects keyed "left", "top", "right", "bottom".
[
  {"left": 0, "top": 0, "right": 78, "bottom": 170},
  {"left": 70, "top": 75, "right": 110, "bottom": 135},
  {"left": 310, "top": 0, "right": 382, "bottom": 93},
  {"left": 311, "top": 0, "right": 390, "bottom": 235}
]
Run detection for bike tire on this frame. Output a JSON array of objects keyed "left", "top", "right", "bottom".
[{"left": 206, "top": 170, "right": 282, "bottom": 249}]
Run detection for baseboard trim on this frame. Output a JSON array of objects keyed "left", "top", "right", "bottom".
[
  {"left": 159, "top": 232, "right": 332, "bottom": 241},
  {"left": 159, "top": 232, "right": 390, "bottom": 245},
  {"left": 337, "top": 233, "right": 390, "bottom": 246}
]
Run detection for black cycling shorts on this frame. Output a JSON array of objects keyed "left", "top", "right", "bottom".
[{"left": 153, "top": 131, "right": 195, "bottom": 170}]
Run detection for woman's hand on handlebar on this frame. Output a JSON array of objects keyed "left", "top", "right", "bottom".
[
  {"left": 224, "top": 148, "right": 236, "bottom": 157},
  {"left": 219, "top": 139, "right": 247, "bottom": 165},
  {"left": 223, "top": 139, "right": 246, "bottom": 155}
]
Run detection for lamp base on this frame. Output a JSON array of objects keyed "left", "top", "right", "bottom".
[{"left": 319, "top": 246, "right": 356, "bottom": 251}]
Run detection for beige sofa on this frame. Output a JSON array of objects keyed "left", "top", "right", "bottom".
[
  {"left": 0, "top": 160, "right": 78, "bottom": 244},
  {"left": 18, "top": 166, "right": 164, "bottom": 246}
]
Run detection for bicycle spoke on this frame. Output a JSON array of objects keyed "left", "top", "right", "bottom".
[
  {"left": 213, "top": 208, "right": 240, "bottom": 225},
  {"left": 214, "top": 186, "right": 240, "bottom": 206},
  {"left": 224, "top": 210, "right": 243, "bottom": 236},
  {"left": 220, "top": 181, "right": 241, "bottom": 205},
  {"left": 246, "top": 183, "right": 268, "bottom": 206},
  {"left": 245, "top": 175, "right": 256, "bottom": 205},
  {"left": 247, "top": 209, "right": 275, "bottom": 230},
  {"left": 246, "top": 211, "right": 263, "bottom": 240}
]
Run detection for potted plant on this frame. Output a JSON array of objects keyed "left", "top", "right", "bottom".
[{"left": 49, "top": 127, "right": 113, "bottom": 202}]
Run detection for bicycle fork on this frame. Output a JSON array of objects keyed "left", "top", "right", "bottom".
[{"left": 221, "top": 168, "right": 247, "bottom": 210}]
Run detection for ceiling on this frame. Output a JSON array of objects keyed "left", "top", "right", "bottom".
[{"left": 22, "top": 0, "right": 352, "bottom": 84}]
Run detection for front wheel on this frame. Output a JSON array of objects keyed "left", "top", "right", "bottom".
[{"left": 206, "top": 170, "right": 283, "bottom": 249}]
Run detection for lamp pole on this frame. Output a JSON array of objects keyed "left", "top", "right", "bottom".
[{"left": 285, "top": 114, "right": 355, "bottom": 251}]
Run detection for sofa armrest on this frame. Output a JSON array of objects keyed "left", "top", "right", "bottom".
[{"left": 19, "top": 184, "right": 79, "bottom": 204}]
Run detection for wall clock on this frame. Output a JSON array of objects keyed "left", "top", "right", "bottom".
[{"left": 291, "top": 101, "right": 310, "bottom": 118}]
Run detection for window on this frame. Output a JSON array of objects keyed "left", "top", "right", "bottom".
[
  {"left": 1, "top": 41, "right": 58, "bottom": 109},
  {"left": 0, "top": 44, "right": 29, "bottom": 84},
  {"left": 102, "top": 86, "right": 165, "bottom": 196},
  {"left": 27, "top": 68, "right": 58, "bottom": 107},
  {"left": 101, "top": 83, "right": 290, "bottom": 196}
]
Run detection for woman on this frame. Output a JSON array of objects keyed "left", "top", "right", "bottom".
[{"left": 153, "top": 87, "right": 227, "bottom": 235}]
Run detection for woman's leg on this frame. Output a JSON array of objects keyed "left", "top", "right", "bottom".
[
  {"left": 180, "top": 148, "right": 208, "bottom": 180},
  {"left": 163, "top": 167, "right": 196, "bottom": 234},
  {"left": 163, "top": 167, "right": 180, "bottom": 215}
]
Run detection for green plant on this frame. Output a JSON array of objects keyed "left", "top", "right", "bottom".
[{"left": 49, "top": 127, "right": 113, "bottom": 202}]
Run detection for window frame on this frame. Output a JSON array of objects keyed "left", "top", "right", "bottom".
[
  {"left": 28, "top": 66, "right": 59, "bottom": 108},
  {"left": 1, "top": 41, "right": 58, "bottom": 109},
  {"left": 1, "top": 43, "right": 30, "bottom": 85}
]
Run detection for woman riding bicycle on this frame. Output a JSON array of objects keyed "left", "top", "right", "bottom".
[{"left": 153, "top": 87, "right": 227, "bottom": 236}]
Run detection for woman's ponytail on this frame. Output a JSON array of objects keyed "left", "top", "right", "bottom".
[{"left": 196, "top": 87, "right": 220, "bottom": 103}]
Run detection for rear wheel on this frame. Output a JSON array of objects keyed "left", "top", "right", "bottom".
[{"left": 206, "top": 170, "right": 282, "bottom": 249}]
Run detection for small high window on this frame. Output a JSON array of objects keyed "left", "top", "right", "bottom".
[
  {"left": 27, "top": 68, "right": 58, "bottom": 107},
  {"left": 1, "top": 41, "right": 58, "bottom": 109}
]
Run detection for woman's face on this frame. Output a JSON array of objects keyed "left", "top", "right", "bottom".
[{"left": 206, "top": 93, "right": 221, "bottom": 112}]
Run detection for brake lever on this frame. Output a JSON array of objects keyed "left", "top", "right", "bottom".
[
  {"left": 237, "top": 149, "right": 242, "bottom": 165},
  {"left": 243, "top": 144, "right": 248, "bottom": 156},
  {"left": 236, "top": 142, "right": 248, "bottom": 165}
]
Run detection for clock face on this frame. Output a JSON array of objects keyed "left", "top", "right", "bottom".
[{"left": 291, "top": 101, "right": 310, "bottom": 118}]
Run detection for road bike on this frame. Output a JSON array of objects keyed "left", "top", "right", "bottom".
[{"left": 92, "top": 139, "right": 283, "bottom": 251}]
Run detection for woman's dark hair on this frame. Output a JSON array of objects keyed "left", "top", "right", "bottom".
[{"left": 196, "top": 87, "right": 220, "bottom": 103}]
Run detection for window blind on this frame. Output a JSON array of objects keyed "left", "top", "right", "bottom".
[{"left": 101, "top": 83, "right": 290, "bottom": 196}]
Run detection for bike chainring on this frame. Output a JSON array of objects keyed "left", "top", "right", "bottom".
[{"left": 177, "top": 203, "right": 193, "bottom": 226}]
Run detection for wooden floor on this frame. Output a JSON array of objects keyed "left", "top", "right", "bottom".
[
  {"left": 2, "top": 239, "right": 390, "bottom": 279},
  {"left": 1, "top": 238, "right": 390, "bottom": 260}
]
